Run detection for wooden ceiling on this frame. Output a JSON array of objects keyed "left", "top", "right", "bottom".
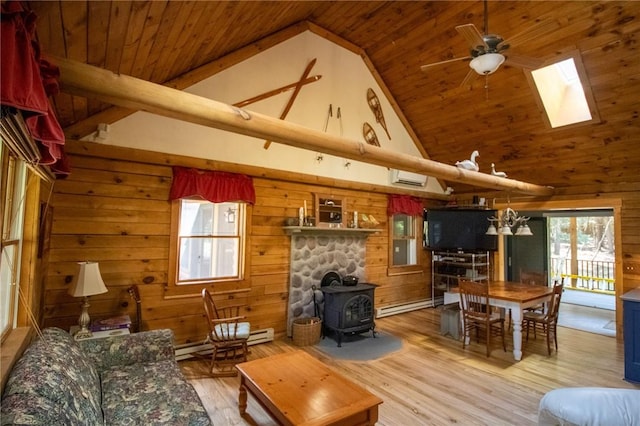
[{"left": 28, "top": 1, "right": 639, "bottom": 195}]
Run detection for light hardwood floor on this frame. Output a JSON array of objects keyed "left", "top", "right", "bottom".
[{"left": 180, "top": 308, "right": 638, "bottom": 426}]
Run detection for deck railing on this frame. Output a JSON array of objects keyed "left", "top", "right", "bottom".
[{"left": 550, "top": 257, "right": 615, "bottom": 294}]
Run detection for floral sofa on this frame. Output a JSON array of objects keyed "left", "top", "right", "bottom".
[{"left": 1, "top": 327, "right": 212, "bottom": 425}]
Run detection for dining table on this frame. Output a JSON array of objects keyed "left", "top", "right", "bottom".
[{"left": 444, "top": 280, "right": 554, "bottom": 361}]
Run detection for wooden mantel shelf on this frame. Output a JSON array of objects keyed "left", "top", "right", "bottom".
[{"left": 283, "top": 226, "right": 379, "bottom": 236}]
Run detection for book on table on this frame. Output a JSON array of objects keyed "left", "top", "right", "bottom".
[{"left": 91, "top": 314, "right": 132, "bottom": 331}]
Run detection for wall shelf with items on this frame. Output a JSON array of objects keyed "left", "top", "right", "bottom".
[
  {"left": 431, "top": 251, "right": 489, "bottom": 306},
  {"left": 315, "top": 194, "right": 346, "bottom": 228}
]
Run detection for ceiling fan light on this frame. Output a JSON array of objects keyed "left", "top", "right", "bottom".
[{"left": 469, "top": 53, "right": 505, "bottom": 75}]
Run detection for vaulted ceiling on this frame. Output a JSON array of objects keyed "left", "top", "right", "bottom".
[{"left": 28, "top": 1, "right": 639, "bottom": 195}]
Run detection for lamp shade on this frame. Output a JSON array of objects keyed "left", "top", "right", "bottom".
[
  {"left": 469, "top": 53, "right": 505, "bottom": 75},
  {"left": 500, "top": 225, "right": 513, "bottom": 236},
  {"left": 486, "top": 224, "right": 498, "bottom": 235},
  {"left": 516, "top": 224, "right": 534, "bottom": 236},
  {"left": 69, "top": 262, "right": 108, "bottom": 297}
]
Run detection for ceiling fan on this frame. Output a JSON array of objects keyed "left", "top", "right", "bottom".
[{"left": 420, "top": 0, "right": 559, "bottom": 87}]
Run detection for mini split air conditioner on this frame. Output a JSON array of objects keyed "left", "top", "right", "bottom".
[{"left": 390, "top": 169, "right": 427, "bottom": 187}]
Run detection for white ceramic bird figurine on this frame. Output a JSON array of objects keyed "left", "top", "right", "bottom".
[
  {"left": 444, "top": 187, "right": 454, "bottom": 195},
  {"left": 455, "top": 150, "right": 479, "bottom": 172},
  {"left": 491, "top": 163, "right": 508, "bottom": 178}
]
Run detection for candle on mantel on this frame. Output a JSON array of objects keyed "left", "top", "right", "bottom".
[{"left": 304, "top": 200, "right": 307, "bottom": 217}]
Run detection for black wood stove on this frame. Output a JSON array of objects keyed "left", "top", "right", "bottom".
[{"left": 320, "top": 273, "right": 377, "bottom": 347}]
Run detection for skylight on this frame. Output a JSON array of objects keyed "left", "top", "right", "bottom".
[
  {"left": 528, "top": 53, "right": 598, "bottom": 129},
  {"left": 555, "top": 58, "right": 580, "bottom": 84}
]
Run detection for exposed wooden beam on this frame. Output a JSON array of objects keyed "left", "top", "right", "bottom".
[
  {"left": 49, "top": 54, "right": 554, "bottom": 196},
  {"left": 62, "top": 21, "right": 314, "bottom": 140}
]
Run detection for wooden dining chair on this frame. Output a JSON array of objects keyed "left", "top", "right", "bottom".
[
  {"left": 202, "top": 288, "right": 251, "bottom": 377},
  {"left": 459, "top": 279, "right": 506, "bottom": 357},
  {"left": 521, "top": 270, "right": 548, "bottom": 310},
  {"left": 519, "top": 269, "right": 548, "bottom": 286},
  {"left": 504, "top": 269, "right": 549, "bottom": 331},
  {"left": 523, "top": 280, "right": 564, "bottom": 355}
]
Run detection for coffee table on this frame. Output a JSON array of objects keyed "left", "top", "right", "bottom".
[{"left": 236, "top": 350, "right": 383, "bottom": 425}]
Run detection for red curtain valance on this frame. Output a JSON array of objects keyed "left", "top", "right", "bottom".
[
  {"left": 387, "top": 194, "right": 423, "bottom": 216},
  {"left": 169, "top": 167, "right": 256, "bottom": 204},
  {"left": 1, "top": 1, "right": 68, "bottom": 176}
]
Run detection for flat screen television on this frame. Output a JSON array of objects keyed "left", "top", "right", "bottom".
[{"left": 424, "top": 208, "right": 498, "bottom": 252}]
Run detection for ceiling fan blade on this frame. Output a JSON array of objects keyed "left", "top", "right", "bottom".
[
  {"left": 459, "top": 69, "right": 478, "bottom": 87},
  {"left": 420, "top": 56, "right": 471, "bottom": 72},
  {"left": 498, "top": 19, "right": 560, "bottom": 50},
  {"left": 455, "top": 24, "right": 487, "bottom": 50},
  {"left": 504, "top": 54, "right": 546, "bottom": 70}
]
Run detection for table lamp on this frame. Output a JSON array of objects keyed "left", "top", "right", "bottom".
[{"left": 69, "top": 261, "right": 108, "bottom": 340}]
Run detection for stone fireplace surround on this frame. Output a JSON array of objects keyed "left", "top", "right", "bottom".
[{"left": 286, "top": 229, "right": 373, "bottom": 336}]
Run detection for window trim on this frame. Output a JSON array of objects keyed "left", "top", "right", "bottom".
[
  {"left": 1, "top": 152, "right": 25, "bottom": 340},
  {"left": 524, "top": 50, "right": 601, "bottom": 131},
  {"left": 387, "top": 213, "right": 423, "bottom": 276},
  {"left": 165, "top": 199, "right": 252, "bottom": 298},
  {"left": 0, "top": 137, "right": 50, "bottom": 390},
  {"left": 1, "top": 146, "right": 41, "bottom": 339}
]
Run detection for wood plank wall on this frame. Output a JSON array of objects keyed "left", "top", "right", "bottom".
[
  {"left": 43, "top": 141, "right": 433, "bottom": 344},
  {"left": 612, "top": 189, "right": 640, "bottom": 294},
  {"left": 42, "top": 142, "right": 640, "bottom": 343}
]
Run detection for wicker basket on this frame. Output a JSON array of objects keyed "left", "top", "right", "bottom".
[{"left": 292, "top": 317, "right": 322, "bottom": 346}]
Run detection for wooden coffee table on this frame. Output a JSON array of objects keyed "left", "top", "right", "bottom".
[{"left": 236, "top": 350, "right": 383, "bottom": 425}]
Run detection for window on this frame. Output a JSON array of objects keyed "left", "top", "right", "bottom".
[
  {"left": 527, "top": 51, "right": 600, "bottom": 129},
  {"left": 167, "top": 198, "right": 250, "bottom": 297},
  {"left": 175, "top": 200, "right": 245, "bottom": 284},
  {"left": 166, "top": 167, "right": 254, "bottom": 297},
  {"left": 1, "top": 145, "right": 27, "bottom": 339},
  {"left": 388, "top": 213, "right": 422, "bottom": 275}
]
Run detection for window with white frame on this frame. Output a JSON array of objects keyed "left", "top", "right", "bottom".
[
  {"left": 390, "top": 213, "right": 418, "bottom": 266},
  {"left": 175, "top": 199, "right": 245, "bottom": 284},
  {"left": 1, "top": 145, "right": 27, "bottom": 339}
]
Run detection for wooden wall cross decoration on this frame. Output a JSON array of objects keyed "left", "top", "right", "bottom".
[
  {"left": 264, "top": 58, "right": 318, "bottom": 149},
  {"left": 233, "top": 75, "right": 321, "bottom": 109}
]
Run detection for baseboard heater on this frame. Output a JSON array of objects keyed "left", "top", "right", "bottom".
[
  {"left": 174, "top": 327, "right": 274, "bottom": 361},
  {"left": 376, "top": 299, "right": 433, "bottom": 318}
]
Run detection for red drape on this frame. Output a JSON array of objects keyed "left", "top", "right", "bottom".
[
  {"left": 169, "top": 167, "right": 256, "bottom": 204},
  {"left": 1, "top": 1, "right": 68, "bottom": 175},
  {"left": 387, "top": 194, "right": 423, "bottom": 216}
]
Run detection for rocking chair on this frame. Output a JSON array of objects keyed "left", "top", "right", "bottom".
[{"left": 201, "top": 288, "right": 250, "bottom": 377}]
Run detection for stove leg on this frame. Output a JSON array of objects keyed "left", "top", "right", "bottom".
[{"left": 337, "top": 332, "right": 343, "bottom": 347}]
